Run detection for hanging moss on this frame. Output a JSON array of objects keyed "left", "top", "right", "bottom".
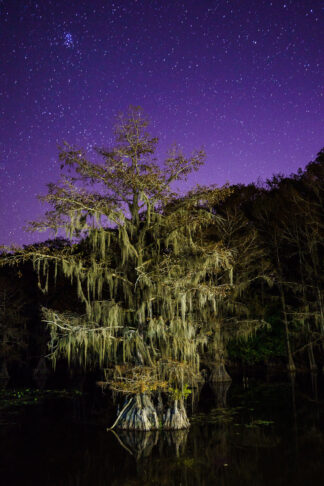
[{"left": 2, "top": 108, "right": 255, "bottom": 429}]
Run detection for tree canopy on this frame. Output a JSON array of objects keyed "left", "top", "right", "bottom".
[
  {"left": 1, "top": 112, "right": 322, "bottom": 427},
  {"left": 2, "top": 107, "right": 239, "bottom": 428}
]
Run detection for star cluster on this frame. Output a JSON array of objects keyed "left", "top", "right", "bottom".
[{"left": 0, "top": 0, "right": 323, "bottom": 245}]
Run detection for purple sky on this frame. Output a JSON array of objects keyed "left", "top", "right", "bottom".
[{"left": 1, "top": 0, "right": 323, "bottom": 246}]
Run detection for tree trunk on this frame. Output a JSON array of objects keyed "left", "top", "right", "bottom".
[
  {"left": 210, "top": 381, "right": 231, "bottom": 407},
  {"left": 0, "top": 362, "right": 9, "bottom": 386},
  {"left": 307, "top": 342, "right": 317, "bottom": 372},
  {"left": 278, "top": 278, "right": 296, "bottom": 372},
  {"left": 283, "top": 308, "right": 296, "bottom": 372},
  {"left": 163, "top": 399, "right": 190, "bottom": 430},
  {"left": 117, "top": 394, "right": 159, "bottom": 431},
  {"left": 209, "top": 361, "right": 232, "bottom": 383},
  {"left": 33, "top": 357, "right": 49, "bottom": 389},
  {"left": 274, "top": 232, "right": 296, "bottom": 373}
]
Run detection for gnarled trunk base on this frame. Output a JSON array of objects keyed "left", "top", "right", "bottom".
[
  {"left": 163, "top": 400, "right": 190, "bottom": 430},
  {"left": 210, "top": 380, "right": 231, "bottom": 408},
  {"left": 209, "top": 362, "right": 232, "bottom": 383},
  {"left": 117, "top": 394, "right": 159, "bottom": 431}
]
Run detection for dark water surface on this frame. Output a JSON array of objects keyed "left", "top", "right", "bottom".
[{"left": 1, "top": 374, "right": 324, "bottom": 485}]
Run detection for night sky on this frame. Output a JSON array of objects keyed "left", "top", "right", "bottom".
[{"left": 1, "top": 0, "right": 323, "bottom": 246}]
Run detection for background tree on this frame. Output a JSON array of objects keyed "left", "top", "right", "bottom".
[
  {"left": 263, "top": 155, "right": 324, "bottom": 371},
  {"left": 0, "top": 270, "right": 29, "bottom": 382},
  {"left": 207, "top": 186, "right": 271, "bottom": 380},
  {"left": 234, "top": 151, "right": 324, "bottom": 372}
]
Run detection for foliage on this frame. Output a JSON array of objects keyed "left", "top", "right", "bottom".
[
  {"left": 168, "top": 383, "right": 192, "bottom": 401},
  {"left": 227, "top": 313, "right": 287, "bottom": 365},
  {"left": 0, "top": 272, "right": 29, "bottom": 364},
  {"left": 0, "top": 387, "right": 82, "bottom": 411},
  {"left": 0, "top": 111, "right": 322, "bottom": 381},
  {"left": 1, "top": 107, "right": 237, "bottom": 405}
]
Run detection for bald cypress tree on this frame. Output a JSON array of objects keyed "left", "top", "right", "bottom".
[{"left": 3, "top": 108, "right": 233, "bottom": 429}]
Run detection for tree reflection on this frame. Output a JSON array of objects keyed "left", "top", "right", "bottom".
[{"left": 1, "top": 380, "right": 324, "bottom": 486}]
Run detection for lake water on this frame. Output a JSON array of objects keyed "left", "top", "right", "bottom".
[{"left": 1, "top": 374, "right": 324, "bottom": 485}]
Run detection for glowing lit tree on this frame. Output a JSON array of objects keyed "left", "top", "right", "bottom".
[{"left": 3, "top": 108, "right": 233, "bottom": 429}]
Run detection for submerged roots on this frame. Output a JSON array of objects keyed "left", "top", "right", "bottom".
[
  {"left": 163, "top": 399, "right": 190, "bottom": 430},
  {"left": 209, "top": 362, "right": 232, "bottom": 383},
  {"left": 110, "top": 394, "right": 191, "bottom": 431},
  {"left": 116, "top": 394, "right": 159, "bottom": 431}
]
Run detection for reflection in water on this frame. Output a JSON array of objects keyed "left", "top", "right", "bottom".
[
  {"left": 1, "top": 377, "right": 324, "bottom": 485},
  {"left": 109, "top": 428, "right": 189, "bottom": 461},
  {"left": 311, "top": 372, "right": 318, "bottom": 401},
  {"left": 289, "top": 371, "right": 298, "bottom": 466},
  {"left": 111, "top": 429, "right": 160, "bottom": 459},
  {"left": 164, "top": 429, "right": 189, "bottom": 457}
]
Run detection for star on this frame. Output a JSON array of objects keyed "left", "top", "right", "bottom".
[
  {"left": 63, "top": 32, "right": 74, "bottom": 49},
  {"left": 0, "top": 0, "right": 323, "bottom": 245}
]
